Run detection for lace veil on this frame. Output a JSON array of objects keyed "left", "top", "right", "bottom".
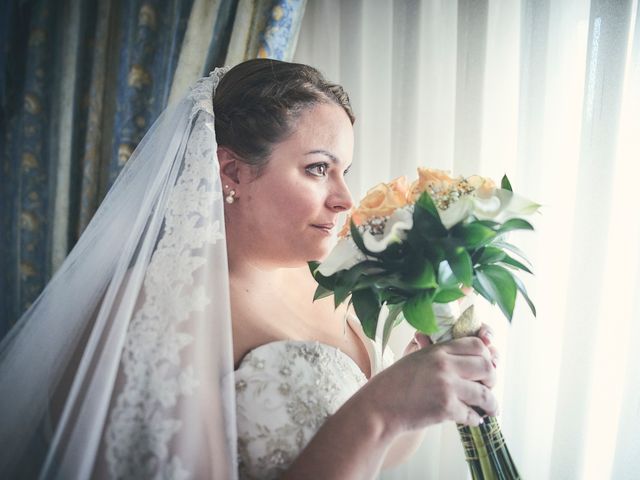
[{"left": 0, "top": 68, "right": 237, "bottom": 479}]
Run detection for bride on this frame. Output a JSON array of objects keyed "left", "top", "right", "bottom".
[{"left": 0, "top": 59, "right": 497, "bottom": 479}]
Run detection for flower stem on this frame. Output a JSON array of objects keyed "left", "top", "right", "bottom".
[{"left": 457, "top": 417, "right": 521, "bottom": 480}]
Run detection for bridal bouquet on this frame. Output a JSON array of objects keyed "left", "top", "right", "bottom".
[{"left": 309, "top": 168, "right": 539, "bottom": 480}]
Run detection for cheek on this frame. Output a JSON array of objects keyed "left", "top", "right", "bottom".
[{"left": 268, "top": 181, "right": 320, "bottom": 223}]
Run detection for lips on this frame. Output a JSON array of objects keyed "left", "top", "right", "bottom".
[{"left": 311, "top": 223, "right": 335, "bottom": 233}]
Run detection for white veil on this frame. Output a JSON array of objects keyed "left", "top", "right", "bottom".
[{"left": 0, "top": 68, "right": 237, "bottom": 479}]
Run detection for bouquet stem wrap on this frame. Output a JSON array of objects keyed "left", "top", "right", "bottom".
[
  {"left": 443, "top": 306, "right": 521, "bottom": 480},
  {"left": 457, "top": 417, "right": 520, "bottom": 480}
]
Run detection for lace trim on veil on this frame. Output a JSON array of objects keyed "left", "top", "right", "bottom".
[{"left": 104, "top": 69, "right": 229, "bottom": 479}]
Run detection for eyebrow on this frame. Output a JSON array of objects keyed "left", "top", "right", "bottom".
[{"left": 305, "top": 149, "right": 352, "bottom": 170}]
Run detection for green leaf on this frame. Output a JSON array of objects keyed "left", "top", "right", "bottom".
[
  {"left": 347, "top": 264, "right": 393, "bottom": 299},
  {"left": 313, "top": 284, "right": 334, "bottom": 301},
  {"left": 406, "top": 260, "right": 437, "bottom": 288},
  {"left": 308, "top": 261, "right": 321, "bottom": 275},
  {"left": 433, "top": 287, "right": 465, "bottom": 303},
  {"left": 333, "top": 280, "right": 351, "bottom": 308},
  {"left": 437, "top": 261, "right": 459, "bottom": 288},
  {"left": 501, "top": 175, "right": 513, "bottom": 192},
  {"left": 333, "top": 263, "right": 374, "bottom": 308},
  {"left": 350, "top": 221, "right": 369, "bottom": 254},
  {"left": 446, "top": 246, "right": 473, "bottom": 287},
  {"left": 413, "top": 203, "right": 447, "bottom": 238},
  {"left": 308, "top": 260, "right": 337, "bottom": 290},
  {"left": 452, "top": 222, "right": 497, "bottom": 248},
  {"left": 491, "top": 240, "right": 532, "bottom": 266},
  {"left": 352, "top": 289, "right": 382, "bottom": 340},
  {"left": 310, "top": 270, "right": 336, "bottom": 290},
  {"left": 416, "top": 191, "right": 439, "bottom": 218},
  {"left": 349, "top": 221, "right": 380, "bottom": 257},
  {"left": 474, "top": 219, "right": 500, "bottom": 229},
  {"left": 402, "top": 292, "right": 438, "bottom": 334},
  {"left": 472, "top": 276, "right": 494, "bottom": 304},
  {"left": 497, "top": 218, "right": 534, "bottom": 234},
  {"left": 512, "top": 274, "right": 537, "bottom": 317},
  {"left": 476, "top": 246, "right": 507, "bottom": 265},
  {"left": 382, "top": 304, "right": 404, "bottom": 353},
  {"left": 500, "top": 254, "right": 533, "bottom": 274},
  {"left": 379, "top": 289, "right": 410, "bottom": 305},
  {"left": 476, "top": 265, "right": 518, "bottom": 321}
]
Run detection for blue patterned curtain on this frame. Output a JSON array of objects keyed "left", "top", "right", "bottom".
[
  {"left": 0, "top": 0, "right": 308, "bottom": 338},
  {"left": 1, "top": 0, "right": 60, "bottom": 337}
]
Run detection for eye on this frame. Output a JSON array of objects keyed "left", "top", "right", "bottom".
[{"left": 306, "top": 162, "right": 329, "bottom": 177}]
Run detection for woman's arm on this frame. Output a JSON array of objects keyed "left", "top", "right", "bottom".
[
  {"left": 381, "top": 429, "right": 427, "bottom": 470},
  {"left": 281, "top": 384, "right": 396, "bottom": 479},
  {"left": 282, "top": 337, "right": 498, "bottom": 479}
]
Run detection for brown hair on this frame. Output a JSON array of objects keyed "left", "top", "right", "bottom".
[{"left": 213, "top": 59, "right": 355, "bottom": 171}]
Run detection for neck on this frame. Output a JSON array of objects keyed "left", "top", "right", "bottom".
[{"left": 227, "top": 251, "right": 315, "bottom": 296}]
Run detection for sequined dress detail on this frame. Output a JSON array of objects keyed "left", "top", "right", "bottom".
[{"left": 234, "top": 315, "right": 394, "bottom": 479}]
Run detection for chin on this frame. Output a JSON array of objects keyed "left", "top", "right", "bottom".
[
  {"left": 287, "top": 235, "right": 335, "bottom": 265},
  {"left": 303, "top": 245, "right": 333, "bottom": 264}
]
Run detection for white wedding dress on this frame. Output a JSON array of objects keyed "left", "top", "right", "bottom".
[{"left": 234, "top": 314, "right": 395, "bottom": 479}]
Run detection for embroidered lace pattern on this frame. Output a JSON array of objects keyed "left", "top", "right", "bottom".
[
  {"left": 104, "top": 69, "right": 226, "bottom": 479},
  {"left": 235, "top": 340, "right": 395, "bottom": 480}
]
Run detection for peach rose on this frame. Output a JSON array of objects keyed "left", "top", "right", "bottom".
[
  {"left": 388, "top": 175, "right": 411, "bottom": 201},
  {"left": 338, "top": 179, "right": 410, "bottom": 237},
  {"left": 467, "top": 175, "right": 496, "bottom": 198},
  {"left": 408, "top": 168, "right": 455, "bottom": 202}
]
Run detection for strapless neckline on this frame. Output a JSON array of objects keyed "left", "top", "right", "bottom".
[
  {"left": 236, "top": 338, "right": 369, "bottom": 379},
  {"left": 235, "top": 314, "right": 377, "bottom": 380}
]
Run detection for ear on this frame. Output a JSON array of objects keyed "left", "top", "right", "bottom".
[{"left": 217, "top": 146, "right": 241, "bottom": 186}]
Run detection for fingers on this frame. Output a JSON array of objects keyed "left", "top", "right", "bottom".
[
  {"left": 451, "top": 401, "right": 485, "bottom": 427},
  {"left": 477, "top": 324, "right": 499, "bottom": 367},
  {"left": 477, "top": 324, "right": 494, "bottom": 346},
  {"left": 402, "top": 340, "right": 420, "bottom": 357},
  {"left": 414, "top": 332, "right": 432, "bottom": 348},
  {"left": 456, "top": 379, "right": 499, "bottom": 417},
  {"left": 449, "top": 354, "right": 497, "bottom": 388},
  {"left": 440, "top": 336, "right": 487, "bottom": 356},
  {"left": 434, "top": 336, "right": 496, "bottom": 387},
  {"left": 487, "top": 344, "right": 499, "bottom": 367}
]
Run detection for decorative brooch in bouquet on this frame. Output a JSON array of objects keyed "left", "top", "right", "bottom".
[{"left": 309, "top": 168, "right": 540, "bottom": 480}]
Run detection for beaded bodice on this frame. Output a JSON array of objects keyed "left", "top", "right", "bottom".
[{"left": 234, "top": 315, "right": 394, "bottom": 479}]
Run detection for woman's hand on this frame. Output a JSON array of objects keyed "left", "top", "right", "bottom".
[
  {"left": 362, "top": 334, "right": 499, "bottom": 438},
  {"left": 403, "top": 324, "right": 498, "bottom": 366}
]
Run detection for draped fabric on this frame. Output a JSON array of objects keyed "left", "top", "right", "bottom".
[
  {"left": 0, "top": 0, "right": 307, "bottom": 338},
  {"left": 295, "top": 1, "right": 640, "bottom": 479},
  {"left": 225, "top": 0, "right": 306, "bottom": 65}
]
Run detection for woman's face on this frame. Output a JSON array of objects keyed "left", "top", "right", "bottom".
[{"left": 230, "top": 102, "right": 354, "bottom": 268}]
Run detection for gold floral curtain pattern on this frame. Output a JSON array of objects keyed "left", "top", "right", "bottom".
[{"left": 0, "top": 0, "right": 307, "bottom": 338}]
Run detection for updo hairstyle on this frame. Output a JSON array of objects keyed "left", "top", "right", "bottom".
[{"left": 213, "top": 59, "right": 355, "bottom": 174}]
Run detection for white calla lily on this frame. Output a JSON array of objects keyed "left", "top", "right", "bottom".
[
  {"left": 317, "top": 237, "right": 366, "bottom": 277},
  {"left": 438, "top": 188, "right": 540, "bottom": 228},
  {"left": 438, "top": 197, "right": 474, "bottom": 229},
  {"left": 362, "top": 208, "right": 414, "bottom": 253}
]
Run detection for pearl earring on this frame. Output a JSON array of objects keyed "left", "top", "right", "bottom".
[{"left": 225, "top": 189, "right": 236, "bottom": 204}]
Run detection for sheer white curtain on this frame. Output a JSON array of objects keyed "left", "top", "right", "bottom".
[{"left": 295, "top": 1, "right": 640, "bottom": 478}]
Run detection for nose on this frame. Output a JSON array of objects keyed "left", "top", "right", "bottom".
[{"left": 328, "top": 178, "right": 354, "bottom": 212}]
